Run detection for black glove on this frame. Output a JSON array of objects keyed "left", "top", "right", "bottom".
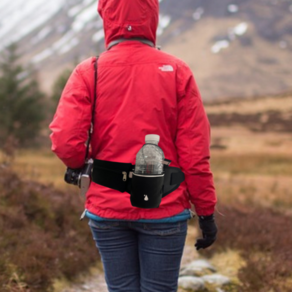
[{"left": 195, "top": 214, "right": 218, "bottom": 250}]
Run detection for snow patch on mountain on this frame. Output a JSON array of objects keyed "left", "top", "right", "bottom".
[
  {"left": 32, "top": 48, "right": 54, "bottom": 63},
  {"left": 212, "top": 40, "right": 230, "bottom": 53},
  {"left": 92, "top": 30, "right": 105, "bottom": 43},
  {"left": 68, "top": 0, "right": 96, "bottom": 18},
  {"left": 233, "top": 22, "right": 248, "bottom": 36},
  {"left": 193, "top": 7, "right": 204, "bottom": 21},
  {"left": 157, "top": 15, "right": 171, "bottom": 36},
  {"left": 71, "top": 2, "right": 99, "bottom": 33},
  {"left": 227, "top": 4, "right": 239, "bottom": 13},
  {"left": 59, "top": 38, "right": 80, "bottom": 55},
  {"left": 31, "top": 27, "right": 52, "bottom": 45},
  {"left": 0, "top": 0, "right": 65, "bottom": 50}
]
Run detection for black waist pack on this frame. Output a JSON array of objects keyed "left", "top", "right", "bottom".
[{"left": 92, "top": 159, "right": 185, "bottom": 209}]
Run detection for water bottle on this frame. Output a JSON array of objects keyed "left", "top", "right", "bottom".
[{"left": 135, "top": 134, "right": 165, "bottom": 175}]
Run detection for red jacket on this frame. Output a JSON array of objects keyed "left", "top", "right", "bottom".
[{"left": 49, "top": 0, "right": 217, "bottom": 219}]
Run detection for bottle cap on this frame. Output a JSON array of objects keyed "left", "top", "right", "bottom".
[{"left": 145, "top": 134, "right": 160, "bottom": 144}]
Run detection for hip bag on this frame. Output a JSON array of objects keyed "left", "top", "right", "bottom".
[{"left": 92, "top": 159, "right": 185, "bottom": 209}]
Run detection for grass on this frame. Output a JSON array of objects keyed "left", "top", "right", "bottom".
[
  {"left": 214, "top": 174, "right": 292, "bottom": 213},
  {"left": 205, "top": 94, "right": 292, "bottom": 115},
  {"left": 210, "top": 249, "right": 245, "bottom": 284},
  {"left": 211, "top": 152, "right": 292, "bottom": 176},
  {"left": 1, "top": 148, "right": 74, "bottom": 191},
  {"left": 209, "top": 151, "right": 292, "bottom": 216}
]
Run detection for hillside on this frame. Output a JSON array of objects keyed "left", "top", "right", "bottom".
[{"left": 0, "top": 0, "right": 292, "bottom": 99}]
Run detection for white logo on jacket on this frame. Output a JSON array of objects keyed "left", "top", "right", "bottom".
[
  {"left": 159, "top": 65, "right": 174, "bottom": 72},
  {"left": 144, "top": 195, "right": 149, "bottom": 201}
]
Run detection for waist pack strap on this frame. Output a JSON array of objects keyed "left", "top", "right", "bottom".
[
  {"left": 162, "top": 165, "right": 185, "bottom": 197},
  {"left": 92, "top": 159, "right": 134, "bottom": 193},
  {"left": 92, "top": 159, "right": 185, "bottom": 197}
]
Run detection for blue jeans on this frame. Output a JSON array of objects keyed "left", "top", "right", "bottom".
[{"left": 88, "top": 219, "right": 188, "bottom": 292}]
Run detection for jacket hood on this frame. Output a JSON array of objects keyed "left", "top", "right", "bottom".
[{"left": 98, "top": 0, "right": 159, "bottom": 48}]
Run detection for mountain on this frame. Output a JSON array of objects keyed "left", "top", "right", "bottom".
[{"left": 0, "top": 0, "right": 292, "bottom": 100}]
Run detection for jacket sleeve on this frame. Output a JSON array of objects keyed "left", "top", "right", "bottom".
[
  {"left": 175, "top": 63, "right": 217, "bottom": 216},
  {"left": 49, "top": 64, "right": 93, "bottom": 169}
]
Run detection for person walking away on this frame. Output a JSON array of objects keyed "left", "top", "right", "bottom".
[{"left": 49, "top": 0, "right": 218, "bottom": 291}]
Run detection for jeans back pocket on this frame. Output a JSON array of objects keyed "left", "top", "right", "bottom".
[
  {"left": 88, "top": 219, "right": 120, "bottom": 230},
  {"left": 143, "top": 221, "right": 187, "bottom": 236}
]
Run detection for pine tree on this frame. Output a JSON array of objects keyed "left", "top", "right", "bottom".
[
  {"left": 51, "top": 67, "right": 72, "bottom": 113},
  {"left": 0, "top": 44, "right": 46, "bottom": 148}
]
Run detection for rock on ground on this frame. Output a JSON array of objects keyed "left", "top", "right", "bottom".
[
  {"left": 180, "top": 259, "right": 217, "bottom": 277},
  {"left": 178, "top": 276, "right": 205, "bottom": 290},
  {"left": 201, "top": 274, "right": 231, "bottom": 286}
]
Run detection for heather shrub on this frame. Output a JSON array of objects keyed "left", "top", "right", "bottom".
[
  {"left": 0, "top": 167, "right": 98, "bottom": 292},
  {"left": 207, "top": 204, "right": 292, "bottom": 291}
]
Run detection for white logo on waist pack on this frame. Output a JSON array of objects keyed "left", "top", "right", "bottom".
[
  {"left": 144, "top": 195, "right": 149, "bottom": 201},
  {"left": 159, "top": 65, "right": 174, "bottom": 72}
]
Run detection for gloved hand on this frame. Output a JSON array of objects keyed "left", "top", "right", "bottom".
[{"left": 195, "top": 214, "right": 217, "bottom": 250}]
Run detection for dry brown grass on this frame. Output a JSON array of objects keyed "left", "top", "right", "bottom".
[
  {"left": 205, "top": 95, "right": 292, "bottom": 114},
  {"left": 212, "top": 152, "right": 292, "bottom": 176},
  {"left": 0, "top": 148, "right": 75, "bottom": 191}
]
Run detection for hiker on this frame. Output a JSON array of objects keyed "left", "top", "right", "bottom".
[{"left": 49, "top": 0, "right": 217, "bottom": 291}]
